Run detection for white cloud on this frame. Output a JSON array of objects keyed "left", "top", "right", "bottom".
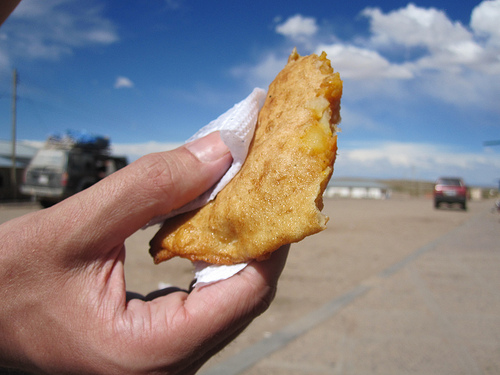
[
  {"left": 362, "top": 4, "right": 473, "bottom": 50},
  {"left": 316, "top": 43, "right": 413, "bottom": 79},
  {"left": 361, "top": 2, "right": 500, "bottom": 75},
  {"left": 114, "top": 76, "right": 134, "bottom": 89},
  {"left": 275, "top": 15, "right": 318, "bottom": 40},
  {"left": 231, "top": 1, "right": 500, "bottom": 119},
  {"left": 243, "top": 1, "right": 500, "bottom": 83},
  {"left": 334, "top": 141, "right": 500, "bottom": 186},
  {"left": 414, "top": 66, "right": 500, "bottom": 110},
  {"left": 1, "top": 0, "right": 118, "bottom": 64},
  {"left": 471, "top": 0, "right": 500, "bottom": 45}
]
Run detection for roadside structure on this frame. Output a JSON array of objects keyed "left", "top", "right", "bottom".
[{"left": 325, "top": 179, "right": 391, "bottom": 199}]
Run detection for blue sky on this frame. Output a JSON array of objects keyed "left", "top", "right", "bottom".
[{"left": 1, "top": 0, "right": 500, "bottom": 186}]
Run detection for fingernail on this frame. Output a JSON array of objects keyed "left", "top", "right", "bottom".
[{"left": 185, "top": 132, "right": 231, "bottom": 163}]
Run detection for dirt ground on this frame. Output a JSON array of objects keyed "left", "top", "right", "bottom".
[
  {"left": 196, "top": 196, "right": 493, "bottom": 367},
  {"left": 124, "top": 195, "right": 484, "bottom": 296},
  {"left": 1, "top": 195, "right": 491, "bottom": 370}
]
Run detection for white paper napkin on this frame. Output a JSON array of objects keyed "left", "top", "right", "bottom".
[
  {"left": 193, "top": 261, "right": 248, "bottom": 288},
  {"left": 150, "top": 88, "right": 267, "bottom": 287},
  {"left": 149, "top": 87, "right": 266, "bottom": 225}
]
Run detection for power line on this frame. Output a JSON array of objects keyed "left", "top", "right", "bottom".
[{"left": 483, "top": 140, "right": 500, "bottom": 146}]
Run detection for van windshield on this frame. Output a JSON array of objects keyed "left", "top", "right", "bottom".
[{"left": 30, "top": 149, "right": 67, "bottom": 169}]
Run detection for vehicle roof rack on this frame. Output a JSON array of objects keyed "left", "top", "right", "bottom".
[{"left": 45, "top": 131, "right": 110, "bottom": 151}]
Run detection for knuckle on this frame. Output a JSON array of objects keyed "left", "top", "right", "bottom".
[
  {"left": 136, "top": 153, "right": 181, "bottom": 193},
  {"left": 130, "top": 151, "right": 193, "bottom": 213}
]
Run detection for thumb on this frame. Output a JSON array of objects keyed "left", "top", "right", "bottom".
[
  {"left": 53, "top": 132, "right": 232, "bottom": 253},
  {"left": 129, "top": 131, "right": 233, "bottom": 218}
]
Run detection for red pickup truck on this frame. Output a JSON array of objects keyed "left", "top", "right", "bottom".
[{"left": 433, "top": 177, "right": 468, "bottom": 210}]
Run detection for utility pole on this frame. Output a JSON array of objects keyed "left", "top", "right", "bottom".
[{"left": 11, "top": 69, "right": 18, "bottom": 200}]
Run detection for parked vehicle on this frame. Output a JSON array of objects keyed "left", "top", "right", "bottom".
[
  {"left": 21, "top": 132, "right": 127, "bottom": 208},
  {"left": 494, "top": 199, "right": 500, "bottom": 213},
  {"left": 433, "top": 177, "right": 468, "bottom": 210}
]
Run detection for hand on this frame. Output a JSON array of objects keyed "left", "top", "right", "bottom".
[{"left": 0, "top": 132, "right": 289, "bottom": 375}]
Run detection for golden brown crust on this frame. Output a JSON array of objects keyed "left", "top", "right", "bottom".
[{"left": 150, "top": 49, "right": 342, "bottom": 265}]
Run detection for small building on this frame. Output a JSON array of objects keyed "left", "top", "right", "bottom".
[
  {"left": 0, "top": 140, "right": 39, "bottom": 200},
  {"left": 324, "top": 179, "right": 391, "bottom": 199},
  {"left": 469, "top": 187, "right": 483, "bottom": 201}
]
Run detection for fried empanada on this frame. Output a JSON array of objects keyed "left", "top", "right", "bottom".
[{"left": 150, "top": 49, "right": 342, "bottom": 264}]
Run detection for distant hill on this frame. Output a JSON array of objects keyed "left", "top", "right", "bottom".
[
  {"left": 333, "top": 177, "right": 499, "bottom": 198},
  {"left": 381, "top": 179, "right": 435, "bottom": 196}
]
